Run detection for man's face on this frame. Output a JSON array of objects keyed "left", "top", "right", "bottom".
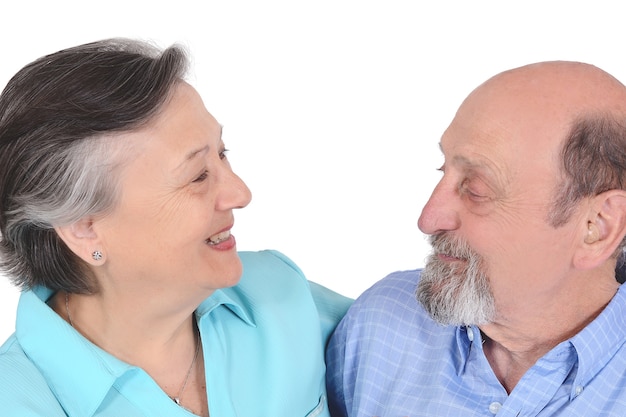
[{"left": 416, "top": 73, "right": 585, "bottom": 326}]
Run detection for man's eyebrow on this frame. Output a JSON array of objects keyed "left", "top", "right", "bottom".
[
  {"left": 453, "top": 154, "right": 490, "bottom": 171},
  {"left": 439, "top": 143, "right": 488, "bottom": 169}
]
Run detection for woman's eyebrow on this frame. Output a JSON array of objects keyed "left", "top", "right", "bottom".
[
  {"left": 175, "top": 145, "right": 210, "bottom": 171},
  {"left": 175, "top": 126, "right": 223, "bottom": 170}
]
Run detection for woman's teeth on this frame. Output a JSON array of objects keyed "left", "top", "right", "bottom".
[{"left": 207, "top": 230, "right": 231, "bottom": 245}]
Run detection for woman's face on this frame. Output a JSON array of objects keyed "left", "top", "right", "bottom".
[{"left": 93, "top": 82, "right": 251, "bottom": 296}]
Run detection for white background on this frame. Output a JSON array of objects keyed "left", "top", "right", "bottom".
[{"left": 1, "top": 1, "right": 626, "bottom": 342}]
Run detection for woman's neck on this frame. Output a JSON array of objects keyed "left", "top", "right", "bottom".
[{"left": 50, "top": 290, "right": 209, "bottom": 416}]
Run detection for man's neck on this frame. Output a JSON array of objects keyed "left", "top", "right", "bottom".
[{"left": 479, "top": 276, "right": 619, "bottom": 393}]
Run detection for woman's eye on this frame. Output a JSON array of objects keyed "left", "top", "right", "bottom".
[
  {"left": 219, "top": 149, "right": 229, "bottom": 160},
  {"left": 193, "top": 171, "right": 208, "bottom": 183}
]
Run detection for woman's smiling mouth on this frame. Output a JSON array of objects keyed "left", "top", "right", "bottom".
[{"left": 206, "top": 230, "right": 232, "bottom": 246}]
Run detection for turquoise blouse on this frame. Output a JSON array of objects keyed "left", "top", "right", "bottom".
[{"left": 0, "top": 250, "right": 352, "bottom": 417}]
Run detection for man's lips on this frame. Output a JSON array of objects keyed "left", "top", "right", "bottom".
[{"left": 437, "top": 253, "right": 465, "bottom": 262}]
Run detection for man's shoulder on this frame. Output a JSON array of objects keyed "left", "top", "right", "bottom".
[
  {"left": 0, "top": 336, "right": 64, "bottom": 415},
  {"left": 333, "top": 268, "right": 437, "bottom": 338},
  {"left": 352, "top": 269, "right": 423, "bottom": 311}
]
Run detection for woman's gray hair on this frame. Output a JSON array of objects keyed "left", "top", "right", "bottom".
[{"left": 0, "top": 38, "right": 189, "bottom": 293}]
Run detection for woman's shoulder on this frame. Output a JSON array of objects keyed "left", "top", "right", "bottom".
[
  {"left": 235, "top": 250, "right": 351, "bottom": 340},
  {"left": 236, "top": 249, "right": 351, "bottom": 308},
  {"left": 0, "top": 335, "right": 65, "bottom": 415},
  {"left": 212, "top": 250, "right": 312, "bottom": 312},
  {"left": 334, "top": 268, "right": 427, "bottom": 335},
  {"left": 0, "top": 335, "right": 40, "bottom": 386},
  {"left": 198, "top": 250, "right": 315, "bottom": 322},
  {"left": 237, "top": 250, "right": 311, "bottom": 292},
  {"left": 238, "top": 249, "right": 306, "bottom": 279}
]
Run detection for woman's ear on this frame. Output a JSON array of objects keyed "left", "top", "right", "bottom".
[
  {"left": 573, "top": 190, "right": 626, "bottom": 270},
  {"left": 54, "top": 217, "right": 105, "bottom": 265}
]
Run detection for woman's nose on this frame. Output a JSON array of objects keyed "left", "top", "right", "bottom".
[{"left": 217, "top": 168, "right": 252, "bottom": 210}]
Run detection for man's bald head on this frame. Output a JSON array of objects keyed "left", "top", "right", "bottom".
[{"left": 460, "top": 61, "right": 626, "bottom": 228}]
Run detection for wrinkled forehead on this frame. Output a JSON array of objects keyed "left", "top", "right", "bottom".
[
  {"left": 440, "top": 80, "right": 569, "bottom": 192},
  {"left": 439, "top": 62, "right": 626, "bottom": 209}
]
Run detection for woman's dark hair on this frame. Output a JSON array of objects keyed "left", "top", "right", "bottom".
[{"left": 0, "top": 38, "right": 189, "bottom": 293}]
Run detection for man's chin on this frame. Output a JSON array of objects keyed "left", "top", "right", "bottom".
[{"left": 418, "top": 266, "right": 496, "bottom": 326}]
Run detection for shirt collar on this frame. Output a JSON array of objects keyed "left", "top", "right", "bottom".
[
  {"left": 569, "top": 283, "right": 626, "bottom": 390},
  {"left": 17, "top": 287, "right": 134, "bottom": 417},
  {"left": 17, "top": 285, "right": 255, "bottom": 416},
  {"left": 197, "top": 285, "right": 256, "bottom": 327},
  {"left": 453, "top": 284, "right": 626, "bottom": 393}
]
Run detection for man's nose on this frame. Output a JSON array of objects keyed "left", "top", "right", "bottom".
[{"left": 417, "top": 180, "right": 461, "bottom": 235}]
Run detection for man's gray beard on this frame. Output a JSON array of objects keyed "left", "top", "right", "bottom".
[{"left": 416, "top": 234, "right": 496, "bottom": 326}]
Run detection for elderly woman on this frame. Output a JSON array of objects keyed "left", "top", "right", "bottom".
[{"left": 0, "top": 39, "right": 351, "bottom": 417}]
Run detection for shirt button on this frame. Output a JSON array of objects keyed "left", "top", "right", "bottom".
[
  {"left": 489, "top": 402, "right": 502, "bottom": 414},
  {"left": 467, "top": 326, "right": 474, "bottom": 341},
  {"left": 575, "top": 385, "right": 584, "bottom": 396}
]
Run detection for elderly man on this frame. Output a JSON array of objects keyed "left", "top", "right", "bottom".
[{"left": 326, "top": 61, "right": 626, "bottom": 416}]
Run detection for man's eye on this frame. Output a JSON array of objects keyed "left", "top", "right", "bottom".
[
  {"left": 460, "top": 179, "right": 489, "bottom": 202},
  {"left": 219, "top": 149, "right": 229, "bottom": 160},
  {"left": 193, "top": 171, "right": 208, "bottom": 183},
  {"left": 466, "top": 189, "right": 487, "bottom": 201}
]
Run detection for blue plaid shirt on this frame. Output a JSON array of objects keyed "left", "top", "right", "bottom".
[{"left": 326, "top": 269, "right": 626, "bottom": 416}]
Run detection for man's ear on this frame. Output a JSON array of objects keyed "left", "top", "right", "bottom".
[
  {"left": 54, "top": 217, "right": 104, "bottom": 265},
  {"left": 573, "top": 190, "right": 626, "bottom": 270}
]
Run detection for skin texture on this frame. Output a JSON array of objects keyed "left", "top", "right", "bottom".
[
  {"left": 417, "top": 61, "right": 626, "bottom": 393},
  {"left": 51, "top": 82, "right": 252, "bottom": 416}
]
